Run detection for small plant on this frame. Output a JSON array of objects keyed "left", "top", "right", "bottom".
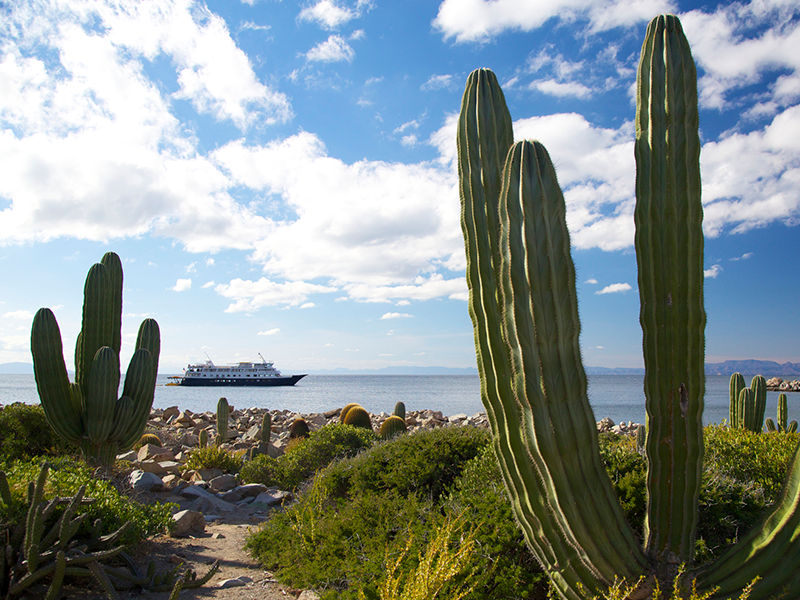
[
  {"left": 183, "top": 445, "right": 243, "bottom": 474},
  {"left": 393, "top": 402, "right": 406, "bottom": 421},
  {"left": 198, "top": 429, "right": 209, "bottom": 448},
  {"left": 360, "top": 513, "right": 480, "bottom": 600},
  {"left": 290, "top": 418, "right": 311, "bottom": 439},
  {"left": 379, "top": 416, "right": 407, "bottom": 439}
]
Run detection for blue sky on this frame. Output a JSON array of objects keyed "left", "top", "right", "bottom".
[{"left": 1, "top": 0, "right": 799, "bottom": 373}]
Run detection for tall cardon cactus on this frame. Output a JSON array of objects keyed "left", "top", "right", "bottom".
[
  {"left": 729, "top": 373, "right": 767, "bottom": 432},
  {"left": 459, "top": 14, "right": 800, "bottom": 599},
  {"left": 30, "top": 252, "right": 160, "bottom": 467}
]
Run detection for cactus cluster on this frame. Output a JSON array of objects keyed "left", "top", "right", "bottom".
[
  {"left": 30, "top": 252, "right": 160, "bottom": 467},
  {"left": 458, "top": 14, "right": 800, "bottom": 598},
  {"left": 340, "top": 403, "right": 361, "bottom": 423},
  {"left": 729, "top": 373, "right": 768, "bottom": 432},
  {"left": 0, "top": 464, "right": 217, "bottom": 599}
]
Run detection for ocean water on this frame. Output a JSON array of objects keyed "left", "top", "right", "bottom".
[{"left": 2, "top": 373, "right": 798, "bottom": 427}]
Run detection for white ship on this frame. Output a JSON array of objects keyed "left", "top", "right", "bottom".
[{"left": 169, "top": 354, "right": 306, "bottom": 387}]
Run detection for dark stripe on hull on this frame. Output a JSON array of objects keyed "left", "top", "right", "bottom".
[{"left": 179, "top": 374, "right": 307, "bottom": 387}]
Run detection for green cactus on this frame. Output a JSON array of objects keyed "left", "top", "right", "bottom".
[
  {"left": 393, "top": 402, "right": 406, "bottom": 421},
  {"left": 137, "top": 433, "right": 162, "bottom": 448},
  {"left": 262, "top": 412, "right": 272, "bottom": 445},
  {"left": 216, "top": 397, "right": 229, "bottom": 446},
  {"left": 778, "top": 393, "right": 788, "bottom": 432},
  {"left": 765, "top": 418, "right": 777, "bottom": 432},
  {"left": 340, "top": 403, "right": 361, "bottom": 423},
  {"left": 751, "top": 375, "right": 767, "bottom": 431},
  {"left": 198, "top": 429, "right": 209, "bottom": 449},
  {"left": 289, "top": 418, "right": 310, "bottom": 439},
  {"left": 342, "top": 406, "right": 372, "bottom": 431},
  {"left": 636, "top": 424, "right": 646, "bottom": 453},
  {"left": 788, "top": 421, "right": 798, "bottom": 433},
  {"left": 729, "top": 373, "right": 746, "bottom": 428},
  {"left": 458, "top": 14, "right": 800, "bottom": 599},
  {"left": 379, "top": 415, "right": 407, "bottom": 439},
  {"left": 30, "top": 252, "right": 160, "bottom": 467}
]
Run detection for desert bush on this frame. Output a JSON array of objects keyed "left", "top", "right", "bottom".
[
  {"left": 0, "top": 403, "right": 72, "bottom": 463},
  {"left": 241, "top": 423, "right": 375, "bottom": 490},
  {"left": 320, "top": 425, "right": 490, "bottom": 501},
  {"left": 183, "top": 446, "right": 243, "bottom": 474}
]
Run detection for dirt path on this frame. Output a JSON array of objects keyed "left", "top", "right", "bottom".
[{"left": 61, "top": 519, "right": 313, "bottom": 600}]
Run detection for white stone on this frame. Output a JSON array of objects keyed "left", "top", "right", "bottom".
[{"left": 171, "top": 510, "right": 205, "bottom": 537}]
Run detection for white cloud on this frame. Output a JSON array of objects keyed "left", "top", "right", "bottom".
[
  {"left": 172, "top": 278, "right": 192, "bottom": 291},
  {"left": 596, "top": 283, "right": 632, "bottom": 295},
  {"left": 530, "top": 79, "right": 592, "bottom": 99},
  {"left": 394, "top": 120, "right": 420, "bottom": 134},
  {"left": 205, "top": 258, "right": 215, "bottom": 266},
  {"left": 731, "top": 253, "right": 753, "bottom": 261},
  {"left": 202, "top": 281, "right": 215, "bottom": 288},
  {"left": 680, "top": 3, "right": 800, "bottom": 110},
  {"left": 301, "top": 302, "right": 316, "bottom": 308},
  {"left": 585, "top": 278, "right": 598, "bottom": 284},
  {"left": 215, "top": 278, "right": 338, "bottom": 311},
  {"left": 421, "top": 74, "right": 456, "bottom": 91},
  {"left": 704, "top": 264, "right": 723, "bottom": 278},
  {"left": 401, "top": 135, "right": 418, "bottom": 148},
  {"left": 258, "top": 328, "right": 281, "bottom": 336},
  {"left": 432, "top": 0, "right": 674, "bottom": 43},
  {"left": 299, "top": 1, "right": 356, "bottom": 30},
  {"left": 305, "top": 35, "right": 355, "bottom": 62},
  {"left": 381, "top": 312, "right": 413, "bottom": 319},
  {"left": 3, "top": 310, "right": 33, "bottom": 320}
]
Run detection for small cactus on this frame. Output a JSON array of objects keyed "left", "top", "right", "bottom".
[
  {"left": 289, "top": 418, "right": 310, "bottom": 439},
  {"left": 343, "top": 406, "right": 372, "bottom": 431},
  {"left": 137, "top": 433, "right": 162, "bottom": 448},
  {"left": 216, "top": 397, "right": 229, "bottom": 446},
  {"left": 340, "top": 403, "right": 361, "bottom": 423},
  {"left": 393, "top": 402, "right": 406, "bottom": 421},
  {"left": 788, "top": 421, "right": 798, "bottom": 433},
  {"left": 379, "top": 415, "right": 407, "bottom": 439},
  {"left": 778, "top": 393, "right": 789, "bottom": 432},
  {"left": 262, "top": 412, "right": 272, "bottom": 445},
  {"left": 765, "top": 418, "right": 777, "bottom": 432},
  {"left": 198, "top": 429, "right": 208, "bottom": 448}
]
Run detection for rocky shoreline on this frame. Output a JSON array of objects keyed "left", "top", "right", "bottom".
[
  {"left": 766, "top": 377, "right": 800, "bottom": 392},
  {"left": 123, "top": 405, "right": 642, "bottom": 539}
]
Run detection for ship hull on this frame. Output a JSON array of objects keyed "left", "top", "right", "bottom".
[{"left": 178, "top": 374, "right": 307, "bottom": 387}]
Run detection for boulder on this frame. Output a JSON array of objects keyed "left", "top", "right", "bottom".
[
  {"left": 171, "top": 509, "right": 205, "bottom": 538},
  {"left": 129, "top": 470, "right": 164, "bottom": 492}
]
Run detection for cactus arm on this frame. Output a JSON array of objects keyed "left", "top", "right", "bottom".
[
  {"left": 30, "top": 309, "right": 82, "bottom": 444},
  {"left": 634, "top": 14, "right": 705, "bottom": 566},
  {"left": 117, "top": 349, "right": 155, "bottom": 451},
  {"left": 695, "top": 441, "right": 800, "bottom": 597},
  {"left": 778, "top": 394, "right": 788, "bottom": 431},
  {"left": 499, "top": 141, "right": 646, "bottom": 583},
  {"left": 739, "top": 389, "right": 755, "bottom": 433},
  {"left": 85, "top": 347, "right": 120, "bottom": 445},
  {"left": 751, "top": 375, "right": 767, "bottom": 431},
  {"left": 77, "top": 263, "right": 112, "bottom": 395},
  {"left": 100, "top": 252, "right": 123, "bottom": 357}
]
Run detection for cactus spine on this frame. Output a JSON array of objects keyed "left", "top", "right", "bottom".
[
  {"left": 31, "top": 252, "right": 160, "bottom": 467},
  {"left": 459, "top": 14, "right": 800, "bottom": 599},
  {"left": 216, "top": 398, "right": 229, "bottom": 446}
]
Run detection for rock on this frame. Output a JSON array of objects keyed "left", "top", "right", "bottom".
[
  {"left": 597, "top": 417, "right": 615, "bottom": 432},
  {"left": 298, "top": 591, "right": 321, "bottom": 600},
  {"left": 162, "top": 406, "right": 180, "bottom": 421},
  {"left": 138, "top": 444, "right": 173, "bottom": 462},
  {"left": 218, "top": 578, "right": 246, "bottom": 589},
  {"left": 179, "top": 485, "right": 238, "bottom": 512},
  {"left": 136, "top": 460, "right": 169, "bottom": 477},
  {"left": 219, "top": 483, "right": 268, "bottom": 503},
  {"left": 208, "top": 474, "right": 238, "bottom": 493},
  {"left": 171, "top": 509, "right": 205, "bottom": 537},
  {"left": 116, "top": 450, "right": 138, "bottom": 462},
  {"left": 129, "top": 470, "right": 164, "bottom": 492},
  {"left": 252, "top": 489, "right": 293, "bottom": 506}
]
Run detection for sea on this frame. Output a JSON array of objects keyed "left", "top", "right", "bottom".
[{"left": 1, "top": 373, "right": 797, "bottom": 427}]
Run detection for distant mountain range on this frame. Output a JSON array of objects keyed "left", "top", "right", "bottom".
[{"left": 2, "top": 360, "right": 800, "bottom": 377}]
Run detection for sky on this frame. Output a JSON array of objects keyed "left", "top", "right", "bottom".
[{"left": 1, "top": 0, "right": 799, "bottom": 374}]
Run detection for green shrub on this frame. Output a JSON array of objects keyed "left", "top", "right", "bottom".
[
  {"left": 598, "top": 433, "right": 647, "bottom": 540},
  {"left": 240, "top": 423, "right": 375, "bottom": 490},
  {"left": 446, "top": 444, "right": 549, "bottom": 599},
  {"left": 183, "top": 446, "right": 243, "bottom": 474},
  {"left": 0, "top": 403, "right": 72, "bottom": 463},
  {"left": 1, "top": 457, "right": 173, "bottom": 545},
  {"left": 321, "top": 425, "right": 490, "bottom": 501}
]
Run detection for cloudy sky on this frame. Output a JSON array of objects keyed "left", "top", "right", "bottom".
[{"left": 1, "top": 0, "right": 799, "bottom": 373}]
